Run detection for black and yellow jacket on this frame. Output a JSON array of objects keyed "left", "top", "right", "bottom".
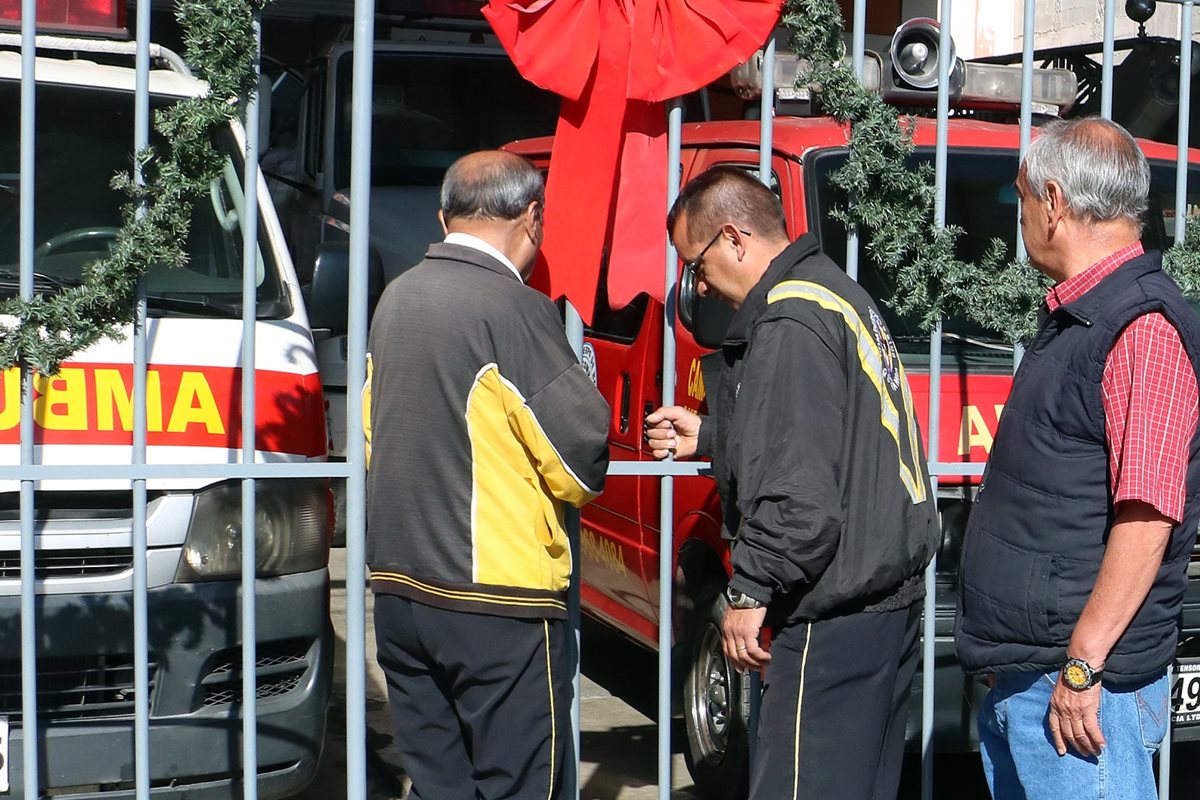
[{"left": 363, "top": 241, "right": 610, "bottom": 619}]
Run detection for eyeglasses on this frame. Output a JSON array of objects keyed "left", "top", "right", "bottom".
[
  {"left": 681, "top": 228, "right": 752, "bottom": 277},
  {"left": 682, "top": 230, "right": 726, "bottom": 278}
]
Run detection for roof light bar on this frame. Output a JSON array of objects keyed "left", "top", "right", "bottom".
[
  {"left": 730, "top": 51, "right": 882, "bottom": 103},
  {"left": 960, "top": 61, "right": 1077, "bottom": 116},
  {"left": 729, "top": 17, "right": 1077, "bottom": 117}
]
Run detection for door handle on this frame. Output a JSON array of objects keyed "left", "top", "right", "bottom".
[{"left": 618, "top": 373, "right": 631, "bottom": 433}]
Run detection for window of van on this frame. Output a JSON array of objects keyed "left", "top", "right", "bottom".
[
  {"left": 0, "top": 81, "right": 290, "bottom": 319},
  {"left": 331, "top": 51, "right": 560, "bottom": 188}
]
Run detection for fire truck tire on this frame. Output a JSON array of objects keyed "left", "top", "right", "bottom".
[{"left": 682, "top": 584, "right": 750, "bottom": 800}]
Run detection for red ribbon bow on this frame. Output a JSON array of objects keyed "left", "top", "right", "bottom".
[{"left": 484, "top": 0, "right": 781, "bottom": 321}]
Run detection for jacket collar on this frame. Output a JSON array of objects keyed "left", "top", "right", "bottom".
[
  {"left": 424, "top": 241, "right": 525, "bottom": 283},
  {"left": 723, "top": 234, "right": 821, "bottom": 345},
  {"left": 1055, "top": 249, "right": 1162, "bottom": 327}
]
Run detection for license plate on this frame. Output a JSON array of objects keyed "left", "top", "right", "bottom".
[{"left": 1172, "top": 661, "right": 1200, "bottom": 724}]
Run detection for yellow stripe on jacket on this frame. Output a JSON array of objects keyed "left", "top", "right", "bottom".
[{"left": 466, "top": 364, "right": 598, "bottom": 591}]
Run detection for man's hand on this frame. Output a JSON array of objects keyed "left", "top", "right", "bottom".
[
  {"left": 644, "top": 406, "right": 702, "bottom": 460},
  {"left": 721, "top": 606, "right": 771, "bottom": 671},
  {"left": 1048, "top": 677, "right": 1105, "bottom": 757}
]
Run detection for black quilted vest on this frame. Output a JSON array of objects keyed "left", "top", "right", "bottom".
[{"left": 955, "top": 251, "right": 1200, "bottom": 684}]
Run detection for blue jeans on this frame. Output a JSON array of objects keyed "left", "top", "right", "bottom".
[{"left": 977, "top": 670, "right": 1170, "bottom": 800}]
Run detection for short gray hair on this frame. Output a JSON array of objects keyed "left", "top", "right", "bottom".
[
  {"left": 440, "top": 152, "right": 544, "bottom": 224},
  {"left": 1022, "top": 117, "right": 1149, "bottom": 225}
]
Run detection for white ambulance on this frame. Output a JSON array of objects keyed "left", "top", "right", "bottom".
[{"left": 0, "top": 10, "right": 333, "bottom": 799}]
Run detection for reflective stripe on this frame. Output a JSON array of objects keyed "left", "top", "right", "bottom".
[
  {"left": 791, "top": 622, "right": 812, "bottom": 800},
  {"left": 370, "top": 571, "right": 569, "bottom": 612},
  {"left": 544, "top": 620, "right": 556, "bottom": 800},
  {"left": 767, "top": 280, "right": 927, "bottom": 504}
]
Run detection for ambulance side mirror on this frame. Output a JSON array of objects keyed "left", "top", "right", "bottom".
[{"left": 306, "top": 243, "right": 384, "bottom": 331}]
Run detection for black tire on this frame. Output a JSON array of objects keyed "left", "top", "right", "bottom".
[{"left": 682, "top": 585, "right": 750, "bottom": 800}]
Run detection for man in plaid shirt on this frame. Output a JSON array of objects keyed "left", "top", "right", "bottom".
[{"left": 956, "top": 117, "right": 1200, "bottom": 800}]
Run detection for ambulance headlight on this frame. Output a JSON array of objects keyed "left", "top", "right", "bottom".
[{"left": 176, "top": 479, "right": 331, "bottom": 581}]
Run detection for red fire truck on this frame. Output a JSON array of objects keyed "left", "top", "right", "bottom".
[{"left": 506, "top": 28, "right": 1200, "bottom": 799}]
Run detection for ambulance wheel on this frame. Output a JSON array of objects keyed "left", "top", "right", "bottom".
[{"left": 682, "top": 585, "right": 750, "bottom": 800}]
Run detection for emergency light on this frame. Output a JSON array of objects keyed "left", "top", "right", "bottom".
[
  {"left": 0, "top": 0, "right": 126, "bottom": 37},
  {"left": 731, "top": 18, "right": 1078, "bottom": 117}
]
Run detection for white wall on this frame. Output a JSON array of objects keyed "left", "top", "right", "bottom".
[
  {"left": 951, "top": 0, "right": 1016, "bottom": 59},
  {"left": 1012, "top": 1, "right": 1189, "bottom": 54}
]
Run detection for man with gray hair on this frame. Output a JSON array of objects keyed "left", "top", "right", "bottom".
[
  {"left": 365, "top": 150, "right": 610, "bottom": 799},
  {"left": 956, "top": 117, "right": 1200, "bottom": 799}
]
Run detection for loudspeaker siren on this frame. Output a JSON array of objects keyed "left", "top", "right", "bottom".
[{"left": 890, "top": 16, "right": 958, "bottom": 91}]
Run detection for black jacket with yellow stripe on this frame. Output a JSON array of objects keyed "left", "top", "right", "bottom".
[
  {"left": 364, "top": 242, "right": 610, "bottom": 619},
  {"left": 702, "top": 234, "right": 939, "bottom": 621}
]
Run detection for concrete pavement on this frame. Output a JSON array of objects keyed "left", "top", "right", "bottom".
[{"left": 294, "top": 549, "right": 695, "bottom": 800}]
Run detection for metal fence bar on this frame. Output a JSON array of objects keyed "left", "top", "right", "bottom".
[
  {"left": 0, "top": 463, "right": 359, "bottom": 480},
  {"left": 563, "top": 303, "right": 583, "bottom": 800},
  {"left": 1102, "top": 0, "right": 1117, "bottom": 119},
  {"left": 1161, "top": 661, "right": 1174, "bottom": 799},
  {"left": 17, "top": 1, "right": 39, "bottom": 795},
  {"left": 921, "top": 4, "right": 954, "bottom": 797},
  {"left": 759, "top": 38, "right": 774, "bottom": 184},
  {"left": 1013, "top": 0, "right": 1036, "bottom": 371},
  {"left": 1162, "top": 6, "right": 1194, "bottom": 793},
  {"left": 845, "top": 0, "right": 867, "bottom": 283},
  {"left": 131, "top": 0, "right": 153, "bottom": 794},
  {"left": 0, "top": 460, "right": 711, "bottom": 480},
  {"left": 240, "top": 14, "right": 264, "bottom": 800},
  {"left": 742, "top": 30, "right": 776, "bottom": 774},
  {"left": 0, "top": 460, "right": 702, "bottom": 479},
  {"left": 345, "top": 0, "right": 376, "bottom": 796},
  {"left": 656, "top": 94, "right": 684, "bottom": 800}
]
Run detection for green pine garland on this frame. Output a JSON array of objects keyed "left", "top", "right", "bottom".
[
  {"left": 0, "top": 0, "right": 267, "bottom": 374},
  {"left": 786, "top": 0, "right": 1200, "bottom": 343}
]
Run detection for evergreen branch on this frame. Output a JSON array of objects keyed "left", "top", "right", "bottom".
[{"left": 1, "top": 0, "right": 265, "bottom": 373}]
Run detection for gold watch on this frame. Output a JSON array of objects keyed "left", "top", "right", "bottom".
[{"left": 1062, "top": 657, "right": 1104, "bottom": 690}]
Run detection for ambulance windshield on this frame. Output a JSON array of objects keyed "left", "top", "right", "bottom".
[
  {"left": 810, "top": 149, "right": 1020, "bottom": 370},
  {"left": 0, "top": 80, "right": 289, "bottom": 319}
]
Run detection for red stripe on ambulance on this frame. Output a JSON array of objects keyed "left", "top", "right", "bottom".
[{"left": 0, "top": 363, "right": 326, "bottom": 457}]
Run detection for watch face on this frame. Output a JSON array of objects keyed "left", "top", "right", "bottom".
[{"left": 1064, "top": 662, "right": 1090, "bottom": 688}]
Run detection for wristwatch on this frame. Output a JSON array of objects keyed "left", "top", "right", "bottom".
[
  {"left": 1062, "top": 656, "right": 1104, "bottom": 690},
  {"left": 724, "top": 585, "right": 764, "bottom": 609}
]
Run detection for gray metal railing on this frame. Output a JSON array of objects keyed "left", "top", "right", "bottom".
[{"left": 12, "top": 1, "right": 1199, "bottom": 799}]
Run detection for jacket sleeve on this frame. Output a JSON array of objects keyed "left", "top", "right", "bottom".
[
  {"left": 503, "top": 299, "right": 611, "bottom": 507},
  {"left": 510, "top": 360, "right": 611, "bottom": 506},
  {"left": 727, "top": 318, "right": 846, "bottom": 605}
]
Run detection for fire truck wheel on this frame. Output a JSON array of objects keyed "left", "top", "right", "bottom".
[{"left": 682, "top": 585, "right": 750, "bottom": 800}]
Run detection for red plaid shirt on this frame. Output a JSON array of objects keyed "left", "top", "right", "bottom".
[{"left": 1046, "top": 242, "right": 1199, "bottom": 523}]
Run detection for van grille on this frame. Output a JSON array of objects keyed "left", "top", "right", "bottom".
[
  {"left": 198, "top": 639, "right": 311, "bottom": 708},
  {"left": 0, "top": 655, "right": 156, "bottom": 722},
  {"left": 0, "top": 491, "right": 160, "bottom": 522},
  {"left": 0, "top": 548, "right": 134, "bottom": 580}
]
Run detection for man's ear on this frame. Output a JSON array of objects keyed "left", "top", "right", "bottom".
[
  {"left": 726, "top": 223, "right": 749, "bottom": 261},
  {"left": 438, "top": 209, "right": 448, "bottom": 236},
  {"left": 1044, "top": 180, "right": 1067, "bottom": 225},
  {"left": 524, "top": 200, "right": 543, "bottom": 244}
]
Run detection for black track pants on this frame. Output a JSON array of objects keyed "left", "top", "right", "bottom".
[
  {"left": 750, "top": 603, "right": 921, "bottom": 800},
  {"left": 373, "top": 594, "right": 573, "bottom": 800}
]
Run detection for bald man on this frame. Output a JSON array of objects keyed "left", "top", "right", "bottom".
[{"left": 364, "top": 151, "right": 610, "bottom": 800}]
